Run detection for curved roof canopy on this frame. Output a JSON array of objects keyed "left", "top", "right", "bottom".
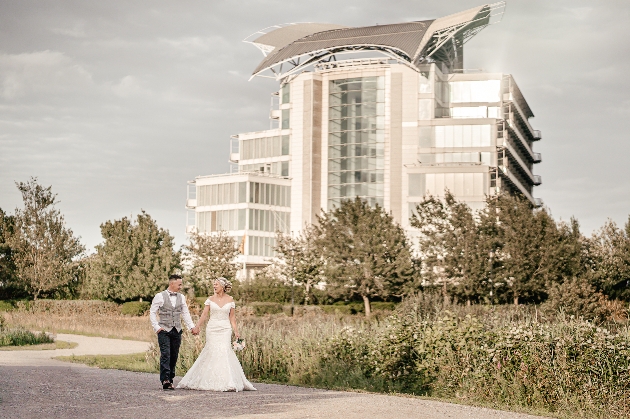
[{"left": 247, "top": 2, "right": 505, "bottom": 80}]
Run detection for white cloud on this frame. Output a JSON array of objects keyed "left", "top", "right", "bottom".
[{"left": 0, "top": 50, "right": 93, "bottom": 100}]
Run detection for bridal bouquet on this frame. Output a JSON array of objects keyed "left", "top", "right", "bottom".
[{"left": 232, "top": 338, "right": 246, "bottom": 352}]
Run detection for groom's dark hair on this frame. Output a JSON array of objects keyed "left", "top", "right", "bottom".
[{"left": 169, "top": 274, "right": 182, "bottom": 282}]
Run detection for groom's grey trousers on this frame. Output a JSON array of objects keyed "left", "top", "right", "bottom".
[{"left": 157, "top": 327, "right": 182, "bottom": 383}]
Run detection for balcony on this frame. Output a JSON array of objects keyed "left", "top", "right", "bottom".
[
  {"left": 533, "top": 175, "right": 542, "bottom": 186},
  {"left": 186, "top": 199, "right": 197, "bottom": 208},
  {"left": 533, "top": 130, "right": 542, "bottom": 141},
  {"left": 534, "top": 197, "right": 544, "bottom": 207},
  {"left": 533, "top": 152, "right": 542, "bottom": 163}
]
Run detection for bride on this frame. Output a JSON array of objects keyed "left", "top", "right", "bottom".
[{"left": 177, "top": 277, "right": 256, "bottom": 391}]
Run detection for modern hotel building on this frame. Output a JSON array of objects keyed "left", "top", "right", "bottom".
[{"left": 186, "top": 2, "right": 543, "bottom": 277}]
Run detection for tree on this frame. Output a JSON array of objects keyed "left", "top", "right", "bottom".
[
  {"left": 410, "top": 192, "right": 499, "bottom": 304},
  {"left": 493, "top": 194, "right": 582, "bottom": 305},
  {"left": 275, "top": 228, "right": 325, "bottom": 305},
  {"left": 313, "top": 198, "right": 414, "bottom": 316},
  {"left": 85, "top": 211, "right": 179, "bottom": 301},
  {"left": 588, "top": 217, "right": 630, "bottom": 301},
  {"left": 0, "top": 208, "right": 20, "bottom": 298},
  {"left": 7, "top": 178, "right": 84, "bottom": 299},
  {"left": 182, "top": 231, "right": 241, "bottom": 297}
]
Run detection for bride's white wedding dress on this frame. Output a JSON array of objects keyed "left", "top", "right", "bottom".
[{"left": 177, "top": 299, "right": 256, "bottom": 392}]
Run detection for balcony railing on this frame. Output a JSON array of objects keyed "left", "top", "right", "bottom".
[
  {"left": 533, "top": 152, "right": 542, "bottom": 163},
  {"left": 533, "top": 175, "right": 542, "bottom": 185},
  {"left": 533, "top": 130, "right": 542, "bottom": 141}
]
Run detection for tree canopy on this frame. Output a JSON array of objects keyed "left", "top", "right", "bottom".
[
  {"left": 6, "top": 178, "right": 84, "bottom": 299},
  {"left": 313, "top": 197, "right": 414, "bottom": 316},
  {"left": 84, "top": 211, "right": 179, "bottom": 301}
]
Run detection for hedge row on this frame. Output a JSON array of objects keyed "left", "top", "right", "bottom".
[{"left": 0, "top": 299, "right": 398, "bottom": 317}]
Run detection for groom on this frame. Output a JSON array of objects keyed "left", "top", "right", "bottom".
[{"left": 149, "top": 274, "right": 199, "bottom": 390}]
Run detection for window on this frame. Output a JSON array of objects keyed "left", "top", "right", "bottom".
[
  {"left": 434, "top": 125, "right": 492, "bottom": 148},
  {"left": 418, "top": 99, "right": 433, "bottom": 120},
  {"left": 419, "top": 71, "right": 432, "bottom": 94},
  {"left": 281, "top": 109, "right": 290, "bottom": 129},
  {"left": 421, "top": 173, "right": 485, "bottom": 197},
  {"left": 328, "top": 76, "right": 385, "bottom": 210},
  {"left": 449, "top": 80, "right": 501, "bottom": 103},
  {"left": 281, "top": 83, "right": 290, "bottom": 104},
  {"left": 409, "top": 174, "right": 426, "bottom": 197},
  {"left": 187, "top": 184, "right": 196, "bottom": 200}
]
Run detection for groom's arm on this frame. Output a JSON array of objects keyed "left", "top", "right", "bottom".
[
  {"left": 180, "top": 296, "right": 195, "bottom": 332},
  {"left": 149, "top": 293, "right": 163, "bottom": 333}
]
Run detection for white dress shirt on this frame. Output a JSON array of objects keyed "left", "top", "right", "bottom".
[{"left": 149, "top": 291, "right": 195, "bottom": 332}]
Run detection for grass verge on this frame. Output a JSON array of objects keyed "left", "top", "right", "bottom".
[
  {"left": 0, "top": 340, "right": 78, "bottom": 351},
  {"left": 54, "top": 353, "right": 158, "bottom": 374}
]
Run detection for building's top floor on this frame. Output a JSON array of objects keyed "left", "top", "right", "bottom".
[{"left": 245, "top": 2, "right": 506, "bottom": 81}]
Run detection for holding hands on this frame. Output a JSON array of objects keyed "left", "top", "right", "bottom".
[{"left": 191, "top": 326, "right": 200, "bottom": 335}]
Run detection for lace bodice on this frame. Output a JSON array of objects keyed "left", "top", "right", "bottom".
[{"left": 205, "top": 299, "right": 235, "bottom": 322}]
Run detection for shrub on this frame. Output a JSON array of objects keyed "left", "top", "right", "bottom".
[
  {"left": 0, "top": 300, "right": 14, "bottom": 312},
  {"left": 0, "top": 327, "right": 54, "bottom": 347},
  {"left": 15, "top": 299, "right": 121, "bottom": 316},
  {"left": 121, "top": 301, "right": 151, "bottom": 316},
  {"left": 321, "top": 304, "right": 361, "bottom": 315},
  {"left": 541, "top": 277, "right": 614, "bottom": 322},
  {"left": 250, "top": 302, "right": 283, "bottom": 316}
]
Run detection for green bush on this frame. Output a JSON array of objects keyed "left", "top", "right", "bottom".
[
  {"left": 0, "top": 328, "right": 54, "bottom": 347},
  {"left": 16, "top": 299, "right": 121, "bottom": 316},
  {"left": 0, "top": 300, "right": 14, "bottom": 312},
  {"left": 249, "top": 302, "right": 283, "bottom": 316},
  {"left": 121, "top": 301, "right": 151, "bottom": 316},
  {"left": 321, "top": 304, "right": 361, "bottom": 315},
  {"left": 541, "top": 277, "right": 614, "bottom": 322}
]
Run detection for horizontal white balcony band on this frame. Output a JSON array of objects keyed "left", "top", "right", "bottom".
[
  {"left": 499, "top": 165, "right": 534, "bottom": 203},
  {"left": 501, "top": 141, "right": 535, "bottom": 183}
]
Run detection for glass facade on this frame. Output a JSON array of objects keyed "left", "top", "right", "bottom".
[
  {"left": 197, "top": 182, "right": 247, "bottom": 206},
  {"left": 328, "top": 76, "right": 385, "bottom": 209},
  {"left": 249, "top": 182, "right": 291, "bottom": 207},
  {"left": 408, "top": 173, "right": 486, "bottom": 197},
  {"left": 449, "top": 80, "right": 501, "bottom": 103},
  {"left": 240, "top": 161, "right": 289, "bottom": 177},
  {"left": 240, "top": 135, "right": 290, "bottom": 160},
  {"left": 419, "top": 125, "right": 493, "bottom": 148},
  {"left": 248, "top": 209, "right": 290, "bottom": 233}
]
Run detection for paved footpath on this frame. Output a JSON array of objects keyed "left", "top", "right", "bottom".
[{"left": 0, "top": 334, "right": 550, "bottom": 419}]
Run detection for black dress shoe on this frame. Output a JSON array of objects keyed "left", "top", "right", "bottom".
[{"left": 162, "top": 380, "right": 175, "bottom": 390}]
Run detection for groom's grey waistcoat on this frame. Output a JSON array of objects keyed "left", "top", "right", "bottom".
[{"left": 158, "top": 291, "right": 183, "bottom": 332}]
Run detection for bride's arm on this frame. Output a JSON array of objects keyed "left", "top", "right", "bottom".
[
  {"left": 195, "top": 304, "right": 211, "bottom": 329},
  {"left": 229, "top": 305, "right": 239, "bottom": 340}
]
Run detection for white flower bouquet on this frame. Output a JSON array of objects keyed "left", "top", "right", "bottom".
[{"left": 232, "top": 338, "right": 246, "bottom": 351}]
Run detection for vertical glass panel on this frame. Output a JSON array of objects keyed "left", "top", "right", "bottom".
[
  {"left": 281, "top": 135, "right": 290, "bottom": 155},
  {"left": 474, "top": 173, "right": 484, "bottom": 195},
  {"left": 454, "top": 173, "right": 464, "bottom": 195},
  {"left": 282, "top": 109, "right": 290, "bottom": 129},
  {"left": 281, "top": 83, "right": 290, "bottom": 104},
  {"left": 281, "top": 161, "right": 289, "bottom": 177},
  {"left": 409, "top": 174, "right": 426, "bottom": 196},
  {"left": 435, "top": 173, "right": 445, "bottom": 196},
  {"left": 239, "top": 182, "right": 246, "bottom": 203},
  {"left": 418, "top": 99, "right": 433, "bottom": 120},
  {"left": 419, "top": 71, "right": 432, "bottom": 93},
  {"left": 238, "top": 209, "right": 246, "bottom": 230},
  {"left": 464, "top": 173, "right": 474, "bottom": 196},
  {"left": 481, "top": 125, "right": 492, "bottom": 146},
  {"left": 419, "top": 126, "right": 433, "bottom": 148},
  {"left": 453, "top": 126, "right": 463, "bottom": 147}
]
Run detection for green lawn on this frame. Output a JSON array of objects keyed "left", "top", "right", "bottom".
[
  {"left": 0, "top": 340, "right": 78, "bottom": 351},
  {"left": 55, "top": 352, "right": 158, "bottom": 373}
]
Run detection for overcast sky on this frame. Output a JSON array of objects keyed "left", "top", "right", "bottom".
[{"left": 1, "top": 0, "right": 629, "bottom": 252}]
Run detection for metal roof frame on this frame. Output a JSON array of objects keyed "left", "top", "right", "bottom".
[{"left": 247, "top": 2, "right": 505, "bottom": 82}]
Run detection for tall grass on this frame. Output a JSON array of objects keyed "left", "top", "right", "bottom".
[
  {"left": 147, "top": 298, "right": 630, "bottom": 419},
  {"left": 3, "top": 311, "right": 155, "bottom": 341},
  {"left": 0, "top": 314, "right": 54, "bottom": 347}
]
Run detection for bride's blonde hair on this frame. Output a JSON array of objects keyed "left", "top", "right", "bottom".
[{"left": 215, "top": 277, "right": 232, "bottom": 293}]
